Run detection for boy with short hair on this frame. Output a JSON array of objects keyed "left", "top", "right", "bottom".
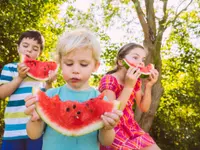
[{"left": 0, "top": 30, "right": 55, "bottom": 150}]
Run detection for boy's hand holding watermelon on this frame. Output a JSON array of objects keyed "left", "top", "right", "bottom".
[
  {"left": 101, "top": 109, "right": 123, "bottom": 130},
  {"left": 25, "top": 95, "right": 40, "bottom": 122}
]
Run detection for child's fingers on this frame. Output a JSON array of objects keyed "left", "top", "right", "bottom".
[
  {"left": 24, "top": 105, "right": 35, "bottom": 115},
  {"left": 24, "top": 95, "right": 34, "bottom": 102},
  {"left": 25, "top": 97, "right": 38, "bottom": 107},
  {"left": 102, "top": 115, "right": 116, "bottom": 127},
  {"left": 103, "top": 112, "right": 120, "bottom": 122},
  {"left": 101, "top": 115, "right": 109, "bottom": 127},
  {"left": 31, "top": 110, "right": 40, "bottom": 121},
  {"left": 112, "top": 109, "right": 123, "bottom": 117}
]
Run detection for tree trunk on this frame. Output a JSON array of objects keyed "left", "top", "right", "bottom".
[
  {"left": 132, "top": 0, "right": 165, "bottom": 132},
  {"left": 135, "top": 40, "right": 164, "bottom": 132}
]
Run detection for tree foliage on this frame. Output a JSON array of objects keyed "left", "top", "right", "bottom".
[
  {"left": 0, "top": 0, "right": 66, "bottom": 145},
  {"left": 151, "top": 9, "right": 200, "bottom": 149},
  {"left": 0, "top": 0, "right": 200, "bottom": 149}
]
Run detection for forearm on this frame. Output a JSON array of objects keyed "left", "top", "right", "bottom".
[
  {"left": 0, "top": 76, "right": 23, "bottom": 99},
  {"left": 26, "top": 119, "right": 45, "bottom": 139},
  {"left": 140, "top": 84, "right": 152, "bottom": 112},
  {"left": 99, "top": 128, "right": 115, "bottom": 146},
  {"left": 45, "top": 82, "right": 52, "bottom": 90}
]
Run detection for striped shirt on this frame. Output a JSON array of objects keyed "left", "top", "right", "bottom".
[{"left": 0, "top": 63, "right": 45, "bottom": 140}]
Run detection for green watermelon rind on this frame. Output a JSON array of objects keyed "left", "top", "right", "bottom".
[
  {"left": 20, "top": 55, "right": 59, "bottom": 81},
  {"left": 122, "top": 59, "right": 154, "bottom": 78},
  {"left": 35, "top": 97, "right": 121, "bottom": 137}
]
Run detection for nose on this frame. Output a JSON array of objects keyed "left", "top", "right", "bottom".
[
  {"left": 138, "top": 60, "right": 145, "bottom": 67},
  {"left": 72, "top": 64, "right": 79, "bottom": 74}
]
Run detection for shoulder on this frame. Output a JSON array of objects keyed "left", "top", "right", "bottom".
[
  {"left": 2, "top": 63, "right": 18, "bottom": 71},
  {"left": 45, "top": 85, "right": 64, "bottom": 97},
  {"left": 100, "top": 74, "right": 118, "bottom": 84},
  {"left": 99, "top": 74, "right": 119, "bottom": 93}
]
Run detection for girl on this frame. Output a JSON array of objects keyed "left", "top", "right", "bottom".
[
  {"left": 99, "top": 43, "right": 160, "bottom": 150},
  {"left": 24, "top": 29, "right": 123, "bottom": 150}
]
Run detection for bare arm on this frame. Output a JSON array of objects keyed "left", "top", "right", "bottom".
[
  {"left": 98, "top": 110, "right": 123, "bottom": 146},
  {"left": 44, "top": 71, "right": 57, "bottom": 90},
  {"left": 103, "top": 87, "right": 133, "bottom": 110},
  {"left": 98, "top": 128, "right": 115, "bottom": 146},
  {"left": 135, "top": 69, "right": 159, "bottom": 112},
  {"left": 27, "top": 119, "right": 45, "bottom": 139},
  {"left": 44, "top": 81, "right": 53, "bottom": 90},
  {"left": 0, "top": 76, "right": 23, "bottom": 99},
  {"left": 135, "top": 84, "right": 152, "bottom": 112},
  {"left": 0, "top": 63, "right": 29, "bottom": 99},
  {"left": 25, "top": 95, "right": 45, "bottom": 139}
]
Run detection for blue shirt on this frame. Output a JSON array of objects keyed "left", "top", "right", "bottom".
[{"left": 42, "top": 84, "right": 100, "bottom": 150}]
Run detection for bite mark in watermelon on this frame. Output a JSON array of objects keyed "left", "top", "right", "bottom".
[
  {"left": 35, "top": 90, "right": 120, "bottom": 136},
  {"left": 122, "top": 58, "right": 154, "bottom": 78},
  {"left": 21, "top": 55, "right": 58, "bottom": 81}
]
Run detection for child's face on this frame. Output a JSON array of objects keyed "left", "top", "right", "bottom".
[
  {"left": 125, "top": 48, "right": 146, "bottom": 68},
  {"left": 18, "top": 38, "right": 41, "bottom": 59},
  {"left": 61, "top": 48, "right": 99, "bottom": 90}
]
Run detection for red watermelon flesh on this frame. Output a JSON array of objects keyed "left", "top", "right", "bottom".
[
  {"left": 35, "top": 90, "right": 120, "bottom": 136},
  {"left": 122, "top": 58, "right": 154, "bottom": 78},
  {"left": 21, "top": 55, "right": 58, "bottom": 81}
]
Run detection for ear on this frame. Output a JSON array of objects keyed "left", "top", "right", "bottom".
[
  {"left": 93, "top": 62, "right": 100, "bottom": 72},
  {"left": 118, "top": 60, "right": 123, "bottom": 67},
  {"left": 17, "top": 45, "right": 20, "bottom": 53}
]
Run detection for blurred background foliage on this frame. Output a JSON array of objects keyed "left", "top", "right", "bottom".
[{"left": 0, "top": 0, "right": 200, "bottom": 149}]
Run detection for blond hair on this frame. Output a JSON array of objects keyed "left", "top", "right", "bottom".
[{"left": 55, "top": 29, "right": 101, "bottom": 63}]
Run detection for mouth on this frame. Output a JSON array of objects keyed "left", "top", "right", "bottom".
[
  {"left": 25, "top": 55, "right": 30, "bottom": 58},
  {"left": 70, "top": 78, "right": 80, "bottom": 82}
]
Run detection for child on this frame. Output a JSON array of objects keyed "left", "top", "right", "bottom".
[
  {"left": 24, "top": 29, "right": 123, "bottom": 150},
  {"left": 0, "top": 30, "right": 56, "bottom": 150},
  {"left": 99, "top": 43, "right": 161, "bottom": 150}
]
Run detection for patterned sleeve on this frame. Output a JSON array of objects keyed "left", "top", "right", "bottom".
[
  {"left": 98, "top": 75, "right": 118, "bottom": 93},
  {"left": 0, "top": 64, "right": 15, "bottom": 85},
  {"left": 134, "top": 78, "right": 141, "bottom": 92}
]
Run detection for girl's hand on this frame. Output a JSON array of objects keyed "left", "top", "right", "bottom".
[
  {"left": 46, "top": 70, "right": 57, "bottom": 85},
  {"left": 145, "top": 69, "right": 159, "bottom": 87},
  {"left": 24, "top": 95, "right": 41, "bottom": 121},
  {"left": 124, "top": 67, "right": 141, "bottom": 88},
  {"left": 17, "top": 63, "right": 29, "bottom": 79},
  {"left": 101, "top": 110, "right": 123, "bottom": 130}
]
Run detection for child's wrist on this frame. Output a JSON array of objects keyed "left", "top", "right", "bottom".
[
  {"left": 16, "top": 76, "right": 24, "bottom": 82},
  {"left": 145, "top": 83, "right": 153, "bottom": 88},
  {"left": 101, "top": 127, "right": 112, "bottom": 132},
  {"left": 46, "top": 79, "right": 53, "bottom": 85}
]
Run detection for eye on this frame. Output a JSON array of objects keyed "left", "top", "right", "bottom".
[
  {"left": 80, "top": 64, "right": 88, "bottom": 67},
  {"left": 133, "top": 56, "right": 138, "bottom": 60},
  {"left": 65, "top": 63, "right": 73, "bottom": 66},
  {"left": 23, "top": 45, "right": 28, "bottom": 48},
  {"left": 33, "top": 48, "right": 39, "bottom": 51}
]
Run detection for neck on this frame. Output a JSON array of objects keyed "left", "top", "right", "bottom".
[
  {"left": 66, "top": 83, "right": 90, "bottom": 91},
  {"left": 113, "top": 68, "right": 126, "bottom": 85}
]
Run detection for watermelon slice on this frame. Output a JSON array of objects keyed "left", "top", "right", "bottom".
[
  {"left": 21, "top": 55, "right": 58, "bottom": 81},
  {"left": 122, "top": 58, "right": 154, "bottom": 78},
  {"left": 35, "top": 90, "right": 120, "bottom": 136}
]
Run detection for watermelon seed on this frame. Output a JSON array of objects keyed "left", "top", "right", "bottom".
[
  {"left": 66, "top": 107, "right": 70, "bottom": 112},
  {"left": 73, "top": 104, "right": 76, "bottom": 109},
  {"left": 74, "top": 115, "right": 79, "bottom": 119},
  {"left": 77, "top": 111, "right": 81, "bottom": 115},
  {"left": 85, "top": 103, "right": 89, "bottom": 107}
]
